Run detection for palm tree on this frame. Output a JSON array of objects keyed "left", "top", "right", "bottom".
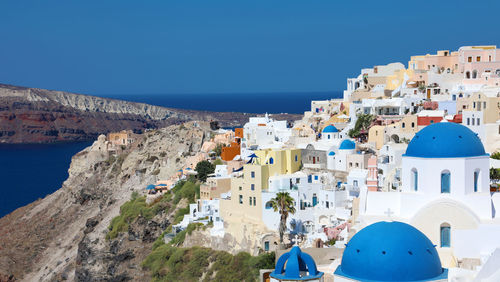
[{"left": 270, "top": 192, "right": 296, "bottom": 244}]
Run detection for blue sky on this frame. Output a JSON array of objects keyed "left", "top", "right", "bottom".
[{"left": 1, "top": 0, "right": 499, "bottom": 95}]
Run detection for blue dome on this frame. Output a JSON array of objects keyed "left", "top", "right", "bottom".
[
  {"left": 271, "top": 246, "right": 324, "bottom": 280},
  {"left": 339, "top": 139, "right": 355, "bottom": 150},
  {"left": 404, "top": 123, "right": 486, "bottom": 158},
  {"left": 328, "top": 151, "right": 336, "bottom": 156},
  {"left": 335, "top": 221, "right": 447, "bottom": 281},
  {"left": 323, "top": 125, "right": 339, "bottom": 133}
]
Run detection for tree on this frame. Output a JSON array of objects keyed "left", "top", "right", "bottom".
[
  {"left": 348, "top": 113, "right": 374, "bottom": 138},
  {"left": 214, "top": 143, "right": 225, "bottom": 157},
  {"left": 195, "top": 160, "right": 215, "bottom": 182},
  {"left": 269, "top": 192, "right": 296, "bottom": 244},
  {"left": 491, "top": 151, "right": 500, "bottom": 160},
  {"left": 491, "top": 168, "right": 500, "bottom": 185},
  {"left": 418, "top": 84, "right": 426, "bottom": 93}
]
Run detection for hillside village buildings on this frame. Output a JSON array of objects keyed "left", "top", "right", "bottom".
[{"left": 161, "top": 45, "right": 500, "bottom": 279}]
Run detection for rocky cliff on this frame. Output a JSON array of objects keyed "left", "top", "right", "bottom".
[
  {"left": 0, "top": 122, "right": 210, "bottom": 281},
  {"left": 0, "top": 83, "right": 300, "bottom": 143}
]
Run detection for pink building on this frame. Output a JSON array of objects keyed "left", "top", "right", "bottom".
[
  {"left": 408, "top": 46, "right": 500, "bottom": 88},
  {"left": 409, "top": 50, "right": 459, "bottom": 73},
  {"left": 366, "top": 155, "right": 378, "bottom": 191},
  {"left": 459, "top": 46, "right": 500, "bottom": 86}
]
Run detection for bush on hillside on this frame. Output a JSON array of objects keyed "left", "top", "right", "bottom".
[
  {"left": 106, "top": 192, "right": 154, "bottom": 239},
  {"left": 142, "top": 244, "right": 275, "bottom": 282}
]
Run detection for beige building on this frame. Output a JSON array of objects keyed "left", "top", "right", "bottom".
[
  {"left": 456, "top": 92, "right": 500, "bottom": 124},
  {"left": 368, "top": 115, "right": 419, "bottom": 150},
  {"left": 346, "top": 153, "right": 372, "bottom": 172},
  {"left": 107, "top": 130, "right": 136, "bottom": 146},
  {"left": 200, "top": 177, "right": 231, "bottom": 200}
]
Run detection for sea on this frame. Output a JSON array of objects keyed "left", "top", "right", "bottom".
[{"left": 0, "top": 91, "right": 342, "bottom": 217}]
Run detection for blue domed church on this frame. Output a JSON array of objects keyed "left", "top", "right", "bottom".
[
  {"left": 334, "top": 221, "right": 448, "bottom": 281},
  {"left": 270, "top": 246, "right": 324, "bottom": 282},
  {"left": 357, "top": 122, "right": 500, "bottom": 267}
]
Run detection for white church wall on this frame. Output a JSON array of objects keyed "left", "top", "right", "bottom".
[
  {"left": 463, "top": 156, "right": 490, "bottom": 194},
  {"left": 453, "top": 225, "right": 500, "bottom": 259},
  {"left": 402, "top": 157, "right": 467, "bottom": 196},
  {"left": 364, "top": 191, "right": 401, "bottom": 216}
]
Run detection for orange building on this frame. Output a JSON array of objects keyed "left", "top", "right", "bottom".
[
  {"left": 235, "top": 128, "right": 243, "bottom": 138},
  {"left": 221, "top": 128, "right": 243, "bottom": 161}
]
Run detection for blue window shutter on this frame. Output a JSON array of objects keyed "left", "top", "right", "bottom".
[
  {"left": 441, "top": 172, "right": 450, "bottom": 193},
  {"left": 441, "top": 227, "right": 450, "bottom": 247},
  {"left": 474, "top": 171, "right": 479, "bottom": 192},
  {"left": 413, "top": 170, "right": 418, "bottom": 191}
]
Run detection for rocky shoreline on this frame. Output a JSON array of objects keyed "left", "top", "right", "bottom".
[{"left": 0, "top": 83, "right": 300, "bottom": 144}]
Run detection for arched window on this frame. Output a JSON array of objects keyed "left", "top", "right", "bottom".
[
  {"left": 472, "top": 70, "right": 478, "bottom": 79},
  {"left": 328, "top": 134, "right": 331, "bottom": 139},
  {"left": 265, "top": 201, "right": 273, "bottom": 209},
  {"left": 441, "top": 170, "right": 451, "bottom": 193},
  {"left": 474, "top": 169, "right": 480, "bottom": 192},
  {"left": 465, "top": 71, "right": 471, "bottom": 79},
  {"left": 440, "top": 223, "right": 451, "bottom": 247},
  {"left": 411, "top": 168, "right": 418, "bottom": 191},
  {"left": 269, "top": 157, "right": 274, "bottom": 165}
]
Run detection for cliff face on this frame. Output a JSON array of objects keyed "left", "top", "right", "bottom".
[
  {"left": 0, "top": 83, "right": 301, "bottom": 143},
  {"left": 0, "top": 122, "right": 209, "bottom": 281}
]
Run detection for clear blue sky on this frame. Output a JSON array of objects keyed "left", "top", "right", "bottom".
[{"left": 1, "top": 0, "right": 499, "bottom": 95}]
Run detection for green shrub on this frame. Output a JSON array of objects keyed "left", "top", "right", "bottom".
[
  {"left": 142, "top": 244, "right": 276, "bottom": 282},
  {"left": 106, "top": 192, "right": 159, "bottom": 240},
  {"left": 213, "top": 158, "right": 223, "bottom": 166}
]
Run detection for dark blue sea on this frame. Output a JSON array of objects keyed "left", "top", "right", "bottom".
[
  {"left": 101, "top": 91, "right": 342, "bottom": 114},
  {"left": 0, "top": 142, "right": 92, "bottom": 217},
  {"left": 0, "top": 92, "right": 342, "bottom": 217}
]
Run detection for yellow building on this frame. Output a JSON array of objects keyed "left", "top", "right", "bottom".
[
  {"left": 220, "top": 148, "right": 301, "bottom": 224},
  {"left": 385, "top": 69, "right": 414, "bottom": 91},
  {"left": 368, "top": 125, "right": 386, "bottom": 150}
]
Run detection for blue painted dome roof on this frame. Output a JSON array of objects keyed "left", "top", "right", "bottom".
[
  {"left": 336, "top": 221, "right": 447, "bottom": 281},
  {"left": 328, "top": 151, "right": 336, "bottom": 156},
  {"left": 323, "top": 125, "right": 339, "bottom": 133},
  {"left": 271, "top": 246, "right": 324, "bottom": 280},
  {"left": 404, "top": 123, "right": 486, "bottom": 158},
  {"left": 339, "top": 139, "right": 355, "bottom": 150}
]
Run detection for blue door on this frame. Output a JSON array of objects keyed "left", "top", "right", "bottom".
[
  {"left": 441, "top": 172, "right": 450, "bottom": 193},
  {"left": 440, "top": 226, "right": 450, "bottom": 247},
  {"left": 312, "top": 194, "right": 318, "bottom": 206},
  {"left": 264, "top": 241, "right": 270, "bottom": 251}
]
